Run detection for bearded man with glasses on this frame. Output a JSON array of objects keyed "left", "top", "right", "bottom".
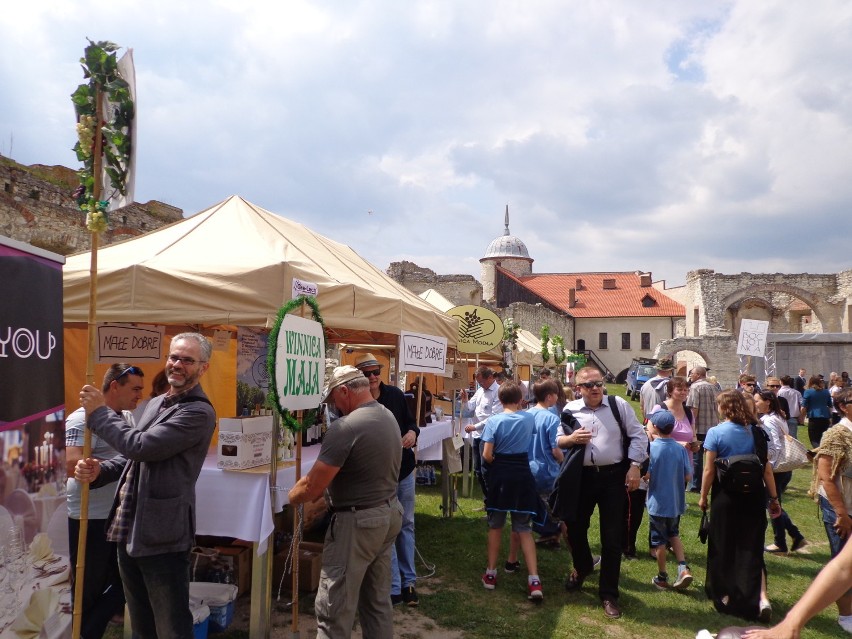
[
  {"left": 76, "top": 332, "right": 216, "bottom": 639},
  {"left": 65, "top": 363, "right": 143, "bottom": 639},
  {"left": 555, "top": 367, "right": 648, "bottom": 620}
]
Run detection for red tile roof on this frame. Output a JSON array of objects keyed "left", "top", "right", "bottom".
[{"left": 504, "top": 269, "right": 685, "bottom": 318}]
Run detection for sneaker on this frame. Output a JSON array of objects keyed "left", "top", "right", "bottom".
[
  {"left": 791, "top": 537, "right": 807, "bottom": 552},
  {"left": 528, "top": 579, "right": 544, "bottom": 601},
  {"left": 504, "top": 560, "right": 521, "bottom": 573},
  {"left": 592, "top": 555, "right": 602, "bottom": 570},
  {"left": 759, "top": 599, "right": 772, "bottom": 623},
  {"left": 673, "top": 566, "right": 693, "bottom": 590},
  {"left": 482, "top": 572, "right": 497, "bottom": 590},
  {"left": 838, "top": 616, "right": 852, "bottom": 633},
  {"left": 402, "top": 585, "right": 418, "bottom": 607},
  {"left": 764, "top": 543, "right": 787, "bottom": 554},
  {"left": 652, "top": 573, "right": 670, "bottom": 590}
]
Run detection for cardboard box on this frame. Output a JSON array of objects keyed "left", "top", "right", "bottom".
[
  {"left": 217, "top": 416, "right": 274, "bottom": 469},
  {"left": 273, "top": 541, "right": 324, "bottom": 592},
  {"left": 215, "top": 545, "right": 252, "bottom": 597}
]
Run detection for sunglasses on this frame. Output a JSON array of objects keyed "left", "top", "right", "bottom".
[
  {"left": 362, "top": 369, "right": 382, "bottom": 377},
  {"left": 767, "top": 384, "right": 780, "bottom": 388},
  {"left": 578, "top": 381, "right": 604, "bottom": 389},
  {"left": 742, "top": 383, "right": 755, "bottom": 387},
  {"left": 115, "top": 365, "right": 143, "bottom": 381}
]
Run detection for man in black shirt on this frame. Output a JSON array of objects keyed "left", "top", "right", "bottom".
[{"left": 354, "top": 352, "right": 420, "bottom": 606}]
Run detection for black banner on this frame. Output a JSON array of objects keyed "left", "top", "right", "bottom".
[{"left": 0, "top": 240, "right": 65, "bottom": 431}]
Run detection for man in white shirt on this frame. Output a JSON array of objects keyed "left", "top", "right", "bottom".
[
  {"left": 462, "top": 366, "right": 503, "bottom": 505},
  {"left": 556, "top": 367, "right": 648, "bottom": 620}
]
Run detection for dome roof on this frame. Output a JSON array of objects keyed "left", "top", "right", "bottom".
[{"left": 482, "top": 205, "right": 531, "bottom": 260}]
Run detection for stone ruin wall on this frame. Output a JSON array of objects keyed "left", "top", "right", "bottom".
[
  {"left": 386, "top": 260, "right": 482, "bottom": 307},
  {"left": 1, "top": 157, "right": 182, "bottom": 255}
]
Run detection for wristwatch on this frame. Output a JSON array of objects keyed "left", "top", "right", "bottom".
[{"left": 630, "top": 461, "right": 642, "bottom": 468}]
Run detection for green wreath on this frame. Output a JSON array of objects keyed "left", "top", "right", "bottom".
[
  {"left": 266, "top": 296, "right": 325, "bottom": 433},
  {"left": 71, "top": 39, "right": 134, "bottom": 232}
]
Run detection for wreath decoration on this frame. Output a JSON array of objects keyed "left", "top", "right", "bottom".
[
  {"left": 71, "top": 39, "right": 134, "bottom": 233},
  {"left": 266, "top": 295, "right": 325, "bottom": 433}
]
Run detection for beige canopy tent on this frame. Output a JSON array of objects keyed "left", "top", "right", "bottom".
[{"left": 63, "top": 196, "right": 459, "bottom": 415}]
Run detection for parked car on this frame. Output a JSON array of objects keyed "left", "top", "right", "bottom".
[{"left": 625, "top": 358, "right": 657, "bottom": 400}]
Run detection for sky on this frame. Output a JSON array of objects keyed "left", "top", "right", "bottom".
[{"left": 2, "top": 1, "right": 852, "bottom": 288}]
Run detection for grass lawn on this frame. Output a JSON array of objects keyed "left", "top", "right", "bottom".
[{"left": 410, "top": 384, "right": 841, "bottom": 638}]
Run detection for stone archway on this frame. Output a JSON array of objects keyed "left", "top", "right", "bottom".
[
  {"left": 656, "top": 334, "right": 740, "bottom": 390},
  {"left": 718, "top": 283, "right": 838, "bottom": 333}
]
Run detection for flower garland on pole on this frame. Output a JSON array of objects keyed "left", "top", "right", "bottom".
[
  {"left": 69, "top": 38, "right": 134, "bottom": 639},
  {"left": 71, "top": 39, "right": 134, "bottom": 232},
  {"left": 540, "top": 325, "right": 552, "bottom": 366},
  {"left": 501, "top": 317, "right": 520, "bottom": 378},
  {"left": 266, "top": 295, "right": 325, "bottom": 433}
]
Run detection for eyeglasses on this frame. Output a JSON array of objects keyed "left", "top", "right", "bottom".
[
  {"left": 167, "top": 355, "right": 206, "bottom": 366},
  {"left": 115, "top": 366, "right": 143, "bottom": 381},
  {"left": 362, "top": 369, "right": 381, "bottom": 377},
  {"left": 578, "top": 381, "right": 604, "bottom": 389}
]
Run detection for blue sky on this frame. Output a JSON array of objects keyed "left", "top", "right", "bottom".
[{"left": 2, "top": 1, "right": 851, "bottom": 287}]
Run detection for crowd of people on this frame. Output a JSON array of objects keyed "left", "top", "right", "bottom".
[
  {"left": 66, "top": 349, "right": 852, "bottom": 638},
  {"left": 464, "top": 360, "right": 852, "bottom": 636}
]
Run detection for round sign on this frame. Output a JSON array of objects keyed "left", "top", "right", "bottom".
[{"left": 448, "top": 305, "right": 503, "bottom": 354}]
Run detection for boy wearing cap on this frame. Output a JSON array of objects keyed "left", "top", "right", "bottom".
[{"left": 646, "top": 409, "right": 693, "bottom": 590}]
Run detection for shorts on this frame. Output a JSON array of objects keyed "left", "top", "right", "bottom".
[
  {"left": 649, "top": 514, "right": 681, "bottom": 548},
  {"left": 487, "top": 510, "right": 532, "bottom": 533},
  {"left": 820, "top": 495, "right": 850, "bottom": 558}
]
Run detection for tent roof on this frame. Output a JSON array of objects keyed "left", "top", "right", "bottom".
[{"left": 64, "top": 196, "right": 458, "bottom": 343}]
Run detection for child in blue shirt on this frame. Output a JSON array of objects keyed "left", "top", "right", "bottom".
[{"left": 646, "top": 409, "right": 693, "bottom": 590}]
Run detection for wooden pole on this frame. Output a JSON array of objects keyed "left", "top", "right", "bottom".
[
  {"left": 72, "top": 90, "right": 104, "bottom": 639},
  {"left": 290, "top": 300, "right": 308, "bottom": 637}
]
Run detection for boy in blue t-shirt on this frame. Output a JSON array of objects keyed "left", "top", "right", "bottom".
[{"left": 646, "top": 409, "right": 693, "bottom": 590}]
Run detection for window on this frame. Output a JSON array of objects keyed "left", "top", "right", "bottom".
[
  {"left": 598, "top": 332, "right": 607, "bottom": 350},
  {"left": 641, "top": 294, "right": 657, "bottom": 307},
  {"left": 621, "top": 333, "right": 630, "bottom": 349},
  {"left": 577, "top": 339, "right": 586, "bottom": 351},
  {"left": 641, "top": 332, "right": 651, "bottom": 350}
]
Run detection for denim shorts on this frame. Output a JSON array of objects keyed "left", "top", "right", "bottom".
[
  {"left": 649, "top": 514, "right": 681, "bottom": 547},
  {"left": 819, "top": 495, "right": 850, "bottom": 558},
  {"left": 487, "top": 510, "right": 533, "bottom": 533}
]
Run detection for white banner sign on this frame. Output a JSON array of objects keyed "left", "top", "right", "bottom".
[
  {"left": 274, "top": 314, "right": 325, "bottom": 410},
  {"left": 399, "top": 331, "right": 447, "bottom": 374},
  {"left": 736, "top": 319, "right": 770, "bottom": 357},
  {"left": 97, "top": 324, "right": 165, "bottom": 362},
  {"left": 292, "top": 278, "right": 318, "bottom": 299}
]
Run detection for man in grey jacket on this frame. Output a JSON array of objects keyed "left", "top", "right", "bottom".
[{"left": 77, "top": 332, "right": 217, "bottom": 638}]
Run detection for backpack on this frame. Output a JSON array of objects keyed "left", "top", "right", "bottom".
[{"left": 713, "top": 426, "right": 768, "bottom": 494}]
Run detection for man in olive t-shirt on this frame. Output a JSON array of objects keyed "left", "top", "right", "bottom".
[{"left": 288, "top": 366, "right": 402, "bottom": 639}]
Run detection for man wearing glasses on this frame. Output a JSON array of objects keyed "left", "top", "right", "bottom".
[
  {"left": 556, "top": 367, "right": 648, "bottom": 620},
  {"left": 66, "top": 363, "right": 143, "bottom": 639},
  {"left": 353, "top": 352, "right": 420, "bottom": 607},
  {"left": 462, "top": 366, "right": 503, "bottom": 505},
  {"left": 76, "top": 333, "right": 216, "bottom": 639},
  {"left": 289, "top": 365, "right": 402, "bottom": 639}
]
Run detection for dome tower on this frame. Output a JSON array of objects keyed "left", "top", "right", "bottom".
[{"left": 480, "top": 205, "right": 533, "bottom": 303}]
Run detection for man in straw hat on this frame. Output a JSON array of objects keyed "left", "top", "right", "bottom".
[
  {"left": 289, "top": 365, "right": 403, "bottom": 639},
  {"left": 353, "top": 352, "right": 421, "bottom": 607}
]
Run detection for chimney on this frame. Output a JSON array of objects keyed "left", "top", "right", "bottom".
[
  {"left": 568, "top": 288, "right": 576, "bottom": 308},
  {"left": 602, "top": 278, "right": 616, "bottom": 290},
  {"left": 640, "top": 273, "right": 652, "bottom": 287},
  {"left": 575, "top": 278, "right": 583, "bottom": 290}
]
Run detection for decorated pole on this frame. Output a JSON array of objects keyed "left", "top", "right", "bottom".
[{"left": 70, "top": 40, "right": 135, "bottom": 639}]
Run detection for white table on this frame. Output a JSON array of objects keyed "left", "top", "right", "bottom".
[
  {"left": 194, "top": 446, "right": 321, "bottom": 639},
  {"left": 415, "top": 417, "right": 455, "bottom": 461},
  {"left": 0, "top": 556, "right": 71, "bottom": 639}
]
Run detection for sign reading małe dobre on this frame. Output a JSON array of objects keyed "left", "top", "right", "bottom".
[{"left": 399, "top": 331, "right": 447, "bottom": 374}]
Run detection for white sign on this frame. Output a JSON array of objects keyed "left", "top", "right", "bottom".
[
  {"left": 274, "top": 314, "right": 325, "bottom": 410},
  {"left": 399, "top": 331, "right": 447, "bottom": 374},
  {"left": 212, "top": 330, "right": 231, "bottom": 352},
  {"left": 292, "top": 278, "right": 318, "bottom": 299},
  {"left": 97, "top": 324, "right": 165, "bottom": 362},
  {"left": 736, "top": 319, "right": 770, "bottom": 357}
]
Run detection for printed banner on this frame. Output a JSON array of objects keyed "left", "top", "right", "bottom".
[
  {"left": 448, "top": 305, "right": 503, "bottom": 354},
  {"left": 273, "top": 315, "right": 325, "bottom": 410},
  {"left": 737, "top": 319, "right": 770, "bottom": 357},
  {"left": 0, "top": 239, "right": 65, "bottom": 431}
]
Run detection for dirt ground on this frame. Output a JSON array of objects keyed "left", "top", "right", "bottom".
[{"left": 229, "top": 583, "right": 464, "bottom": 639}]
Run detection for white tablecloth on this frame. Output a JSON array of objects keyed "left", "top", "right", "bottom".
[
  {"left": 33, "top": 493, "right": 66, "bottom": 532},
  {"left": 0, "top": 555, "right": 71, "bottom": 639},
  {"left": 195, "top": 446, "right": 321, "bottom": 546},
  {"left": 416, "top": 418, "right": 455, "bottom": 462}
]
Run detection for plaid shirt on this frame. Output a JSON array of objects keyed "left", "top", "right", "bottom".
[
  {"left": 106, "top": 387, "right": 194, "bottom": 543},
  {"left": 686, "top": 379, "right": 720, "bottom": 437}
]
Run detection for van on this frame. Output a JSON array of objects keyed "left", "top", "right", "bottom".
[{"left": 625, "top": 358, "right": 657, "bottom": 400}]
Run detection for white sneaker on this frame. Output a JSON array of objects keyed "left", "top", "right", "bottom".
[
  {"left": 839, "top": 616, "right": 852, "bottom": 633},
  {"left": 673, "top": 566, "right": 693, "bottom": 589}
]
